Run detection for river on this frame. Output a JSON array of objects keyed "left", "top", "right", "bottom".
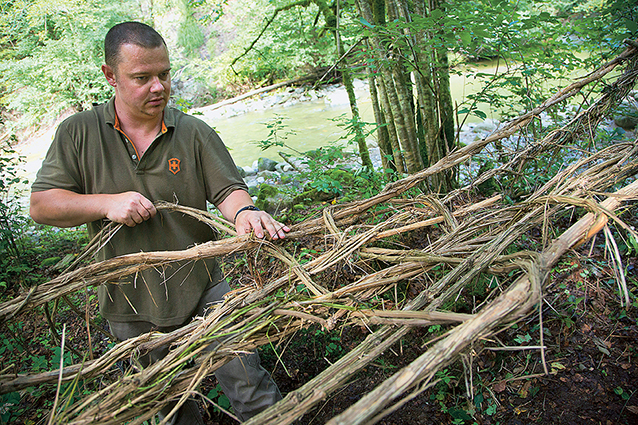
[{"left": 196, "top": 69, "right": 499, "bottom": 169}]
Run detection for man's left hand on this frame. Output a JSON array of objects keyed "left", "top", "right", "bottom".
[
  {"left": 235, "top": 209, "right": 290, "bottom": 239},
  {"left": 217, "top": 190, "right": 290, "bottom": 240}
]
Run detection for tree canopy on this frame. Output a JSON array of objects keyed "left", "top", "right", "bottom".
[{"left": 0, "top": 0, "right": 635, "bottom": 139}]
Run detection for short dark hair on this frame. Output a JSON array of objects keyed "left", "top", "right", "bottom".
[{"left": 104, "top": 22, "right": 166, "bottom": 69}]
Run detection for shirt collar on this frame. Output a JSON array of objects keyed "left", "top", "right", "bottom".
[{"left": 104, "top": 96, "right": 173, "bottom": 134}]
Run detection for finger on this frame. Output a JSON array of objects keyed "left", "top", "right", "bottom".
[
  {"left": 132, "top": 211, "right": 145, "bottom": 225},
  {"left": 249, "top": 216, "right": 265, "bottom": 239},
  {"left": 123, "top": 216, "right": 137, "bottom": 227},
  {"left": 237, "top": 222, "right": 251, "bottom": 236},
  {"left": 270, "top": 219, "right": 290, "bottom": 239},
  {"left": 140, "top": 198, "right": 157, "bottom": 219},
  {"left": 277, "top": 223, "right": 291, "bottom": 239},
  {"left": 264, "top": 219, "right": 289, "bottom": 240},
  {"left": 262, "top": 219, "right": 280, "bottom": 240},
  {"left": 138, "top": 205, "right": 152, "bottom": 221},
  {"left": 235, "top": 213, "right": 256, "bottom": 236}
]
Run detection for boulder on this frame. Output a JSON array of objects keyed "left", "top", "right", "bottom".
[
  {"left": 242, "top": 165, "right": 257, "bottom": 176},
  {"left": 244, "top": 178, "right": 260, "bottom": 197},
  {"left": 614, "top": 116, "right": 638, "bottom": 130},
  {"left": 259, "top": 170, "right": 281, "bottom": 183},
  {"left": 255, "top": 183, "right": 293, "bottom": 214},
  {"left": 257, "top": 157, "right": 278, "bottom": 172},
  {"left": 472, "top": 118, "right": 501, "bottom": 134},
  {"left": 614, "top": 92, "right": 638, "bottom": 130}
]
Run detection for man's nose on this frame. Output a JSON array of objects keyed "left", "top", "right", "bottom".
[{"left": 150, "top": 76, "right": 164, "bottom": 92}]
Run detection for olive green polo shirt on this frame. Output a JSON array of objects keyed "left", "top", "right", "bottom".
[{"left": 32, "top": 98, "right": 248, "bottom": 326}]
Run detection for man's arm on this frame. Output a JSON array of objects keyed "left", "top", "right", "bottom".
[
  {"left": 30, "top": 188, "right": 156, "bottom": 228},
  {"left": 216, "top": 189, "right": 289, "bottom": 239}
]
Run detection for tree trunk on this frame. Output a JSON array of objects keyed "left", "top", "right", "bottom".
[
  {"left": 391, "top": 61, "right": 424, "bottom": 173},
  {"left": 358, "top": 0, "right": 458, "bottom": 180},
  {"left": 343, "top": 65, "right": 374, "bottom": 170},
  {"left": 367, "top": 71, "right": 394, "bottom": 174},
  {"left": 376, "top": 71, "right": 405, "bottom": 173},
  {"left": 434, "top": 41, "right": 457, "bottom": 191},
  {"left": 405, "top": 0, "right": 457, "bottom": 191},
  {"left": 368, "top": 0, "right": 405, "bottom": 174},
  {"left": 386, "top": 0, "right": 423, "bottom": 173},
  {"left": 431, "top": 0, "right": 457, "bottom": 191},
  {"left": 358, "top": 0, "right": 419, "bottom": 174}
]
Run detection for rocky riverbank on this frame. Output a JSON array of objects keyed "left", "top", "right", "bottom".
[{"left": 229, "top": 85, "right": 636, "bottom": 215}]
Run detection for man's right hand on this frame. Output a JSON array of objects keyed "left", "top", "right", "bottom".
[
  {"left": 30, "top": 189, "right": 156, "bottom": 228},
  {"left": 103, "top": 191, "right": 157, "bottom": 227}
]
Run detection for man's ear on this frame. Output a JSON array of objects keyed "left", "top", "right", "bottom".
[{"left": 102, "top": 64, "right": 117, "bottom": 88}]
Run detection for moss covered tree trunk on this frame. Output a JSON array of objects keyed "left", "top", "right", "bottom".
[
  {"left": 367, "top": 70, "right": 394, "bottom": 174},
  {"left": 373, "top": 68, "right": 406, "bottom": 173},
  {"left": 357, "top": 0, "right": 458, "bottom": 190},
  {"left": 367, "top": 0, "right": 405, "bottom": 174},
  {"left": 429, "top": 0, "right": 457, "bottom": 191},
  {"left": 357, "top": 0, "right": 420, "bottom": 173},
  {"left": 342, "top": 67, "right": 374, "bottom": 170}
]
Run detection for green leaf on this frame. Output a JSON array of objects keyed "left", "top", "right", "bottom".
[
  {"left": 449, "top": 407, "right": 472, "bottom": 420},
  {"left": 624, "top": 18, "right": 638, "bottom": 34},
  {"left": 359, "top": 17, "right": 374, "bottom": 28},
  {"left": 474, "top": 393, "right": 484, "bottom": 408},
  {"left": 430, "top": 9, "right": 443, "bottom": 20},
  {"left": 459, "top": 31, "right": 472, "bottom": 45}
]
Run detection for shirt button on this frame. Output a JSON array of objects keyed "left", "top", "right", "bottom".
[{"left": 132, "top": 155, "right": 137, "bottom": 160}]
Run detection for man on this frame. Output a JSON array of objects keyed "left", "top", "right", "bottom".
[{"left": 30, "top": 21, "right": 289, "bottom": 423}]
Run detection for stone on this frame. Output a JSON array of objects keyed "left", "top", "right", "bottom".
[
  {"left": 614, "top": 116, "right": 638, "bottom": 130},
  {"left": 614, "top": 93, "right": 638, "bottom": 130},
  {"left": 259, "top": 170, "right": 281, "bottom": 183},
  {"left": 472, "top": 118, "right": 501, "bottom": 134},
  {"left": 258, "top": 157, "right": 278, "bottom": 172},
  {"left": 242, "top": 165, "right": 257, "bottom": 176},
  {"left": 245, "top": 178, "right": 260, "bottom": 197},
  {"left": 275, "top": 162, "right": 293, "bottom": 173},
  {"left": 255, "top": 183, "right": 294, "bottom": 214}
]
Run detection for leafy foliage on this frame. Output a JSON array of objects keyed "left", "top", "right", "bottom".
[
  {"left": 1, "top": 0, "right": 634, "bottom": 132},
  {"left": 0, "top": 139, "right": 28, "bottom": 284},
  {"left": 0, "top": 0, "right": 137, "bottom": 130},
  {"left": 208, "top": 0, "right": 336, "bottom": 84},
  {"left": 255, "top": 113, "right": 383, "bottom": 205}
]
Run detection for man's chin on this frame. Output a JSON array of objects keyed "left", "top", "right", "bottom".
[{"left": 143, "top": 102, "right": 167, "bottom": 116}]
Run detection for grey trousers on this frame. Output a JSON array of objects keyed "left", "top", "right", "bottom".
[{"left": 109, "top": 281, "right": 281, "bottom": 424}]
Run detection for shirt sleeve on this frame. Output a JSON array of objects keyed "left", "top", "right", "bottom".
[
  {"left": 198, "top": 127, "right": 249, "bottom": 206},
  {"left": 31, "top": 119, "right": 84, "bottom": 194}
]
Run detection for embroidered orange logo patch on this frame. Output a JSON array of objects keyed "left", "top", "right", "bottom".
[{"left": 168, "top": 158, "right": 181, "bottom": 174}]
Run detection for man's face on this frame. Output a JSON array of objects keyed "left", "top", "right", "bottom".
[{"left": 102, "top": 43, "right": 171, "bottom": 122}]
